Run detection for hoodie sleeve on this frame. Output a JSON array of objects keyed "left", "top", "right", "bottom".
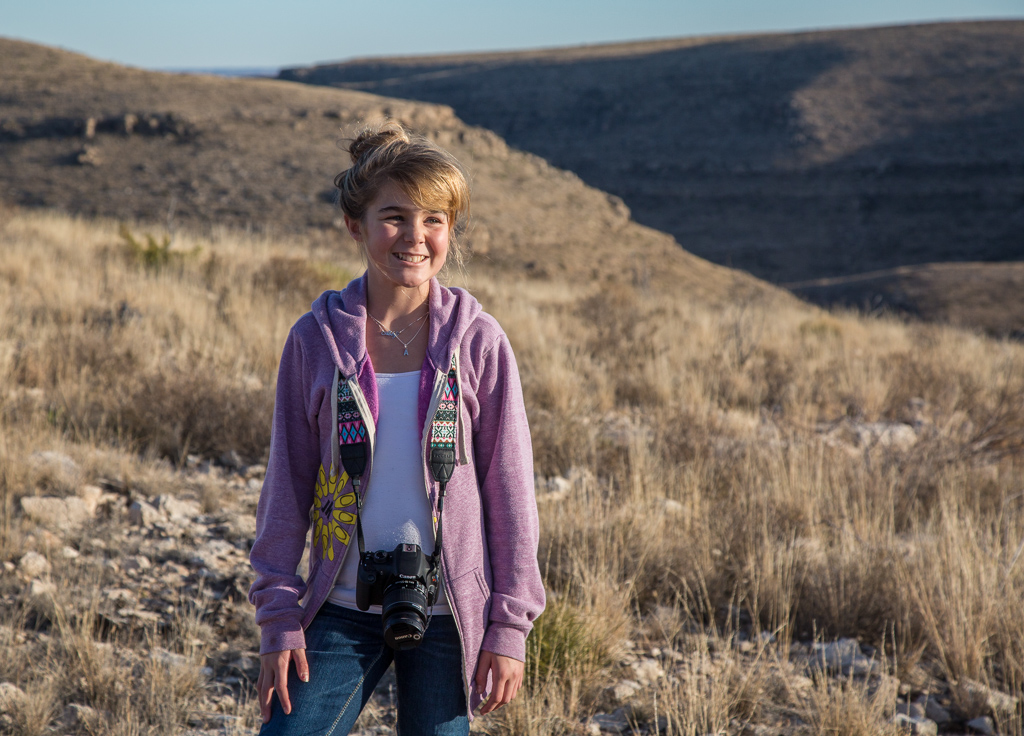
[
  {"left": 248, "top": 326, "right": 321, "bottom": 655},
  {"left": 472, "top": 334, "right": 546, "bottom": 661}
]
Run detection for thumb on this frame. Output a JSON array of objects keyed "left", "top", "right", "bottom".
[
  {"left": 293, "top": 648, "right": 310, "bottom": 683},
  {"left": 474, "top": 651, "right": 492, "bottom": 694}
]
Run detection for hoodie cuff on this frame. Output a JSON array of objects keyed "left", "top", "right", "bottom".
[
  {"left": 259, "top": 623, "right": 307, "bottom": 655},
  {"left": 480, "top": 622, "right": 530, "bottom": 662}
]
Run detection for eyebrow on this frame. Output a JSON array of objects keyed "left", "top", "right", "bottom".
[{"left": 377, "top": 204, "right": 445, "bottom": 215}]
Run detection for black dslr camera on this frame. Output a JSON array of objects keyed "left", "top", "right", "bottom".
[{"left": 356, "top": 543, "right": 440, "bottom": 650}]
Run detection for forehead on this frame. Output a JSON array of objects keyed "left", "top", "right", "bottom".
[{"left": 372, "top": 182, "right": 445, "bottom": 213}]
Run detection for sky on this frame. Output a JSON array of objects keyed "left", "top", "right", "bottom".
[{"left": 5, "top": 0, "right": 1024, "bottom": 71}]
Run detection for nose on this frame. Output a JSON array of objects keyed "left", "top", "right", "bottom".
[{"left": 405, "top": 219, "right": 426, "bottom": 244}]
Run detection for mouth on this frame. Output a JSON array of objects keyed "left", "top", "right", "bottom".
[{"left": 394, "top": 253, "right": 427, "bottom": 264}]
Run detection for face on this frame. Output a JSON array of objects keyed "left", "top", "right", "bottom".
[{"left": 346, "top": 182, "right": 450, "bottom": 295}]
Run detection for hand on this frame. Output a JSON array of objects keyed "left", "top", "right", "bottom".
[
  {"left": 257, "top": 648, "right": 309, "bottom": 723},
  {"left": 474, "top": 650, "right": 524, "bottom": 715}
]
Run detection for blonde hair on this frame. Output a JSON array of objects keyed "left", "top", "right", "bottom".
[{"left": 335, "top": 121, "right": 470, "bottom": 271}]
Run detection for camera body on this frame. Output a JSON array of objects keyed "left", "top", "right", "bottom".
[{"left": 356, "top": 542, "right": 440, "bottom": 650}]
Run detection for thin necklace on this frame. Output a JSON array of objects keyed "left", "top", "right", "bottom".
[{"left": 369, "top": 310, "right": 429, "bottom": 356}]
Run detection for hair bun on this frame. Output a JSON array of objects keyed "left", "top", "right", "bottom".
[{"left": 348, "top": 120, "right": 411, "bottom": 165}]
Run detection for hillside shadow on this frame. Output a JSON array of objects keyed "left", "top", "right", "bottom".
[
  {"left": 282, "top": 25, "right": 1024, "bottom": 289},
  {"left": 286, "top": 38, "right": 852, "bottom": 180}
]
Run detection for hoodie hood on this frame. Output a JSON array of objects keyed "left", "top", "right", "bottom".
[{"left": 311, "top": 273, "right": 483, "bottom": 381}]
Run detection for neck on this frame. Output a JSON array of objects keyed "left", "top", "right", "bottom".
[{"left": 365, "top": 270, "right": 431, "bottom": 323}]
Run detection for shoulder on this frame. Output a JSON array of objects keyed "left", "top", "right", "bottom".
[
  {"left": 286, "top": 311, "right": 321, "bottom": 348},
  {"left": 460, "top": 307, "right": 508, "bottom": 364}
]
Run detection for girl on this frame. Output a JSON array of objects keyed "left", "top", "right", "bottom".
[{"left": 248, "top": 121, "right": 545, "bottom": 736}]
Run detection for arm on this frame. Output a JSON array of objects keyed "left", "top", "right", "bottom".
[
  {"left": 472, "top": 334, "right": 546, "bottom": 662},
  {"left": 248, "top": 326, "right": 322, "bottom": 656}
]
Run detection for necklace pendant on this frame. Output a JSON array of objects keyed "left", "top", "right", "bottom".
[
  {"left": 403, "top": 347, "right": 409, "bottom": 356},
  {"left": 381, "top": 329, "right": 397, "bottom": 338}
]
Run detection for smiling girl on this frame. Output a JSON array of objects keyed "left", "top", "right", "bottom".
[{"left": 248, "top": 122, "right": 545, "bottom": 735}]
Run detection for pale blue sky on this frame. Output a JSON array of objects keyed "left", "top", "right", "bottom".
[{"left": 5, "top": 0, "right": 1024, "bottom": 70}]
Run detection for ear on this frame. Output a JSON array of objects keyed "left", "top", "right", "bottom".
[{"left": 344, "top": 214, "right": 363, "bottom": 243}]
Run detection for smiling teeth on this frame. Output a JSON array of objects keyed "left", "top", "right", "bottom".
[{"left": 396, "top": 254, "right": 426, "bottom": 263}]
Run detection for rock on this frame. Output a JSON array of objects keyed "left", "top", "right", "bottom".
[
  {"left": 917, "top": 696, "right": 951, "bottom": 725},
  {"left": 151, "top": 648, "right": 189, "bottom": 669},
  {"left": 29, "top": 579, "right": 57, "bottom": 598},
  {"left": 122, "top": 554, "right": 152, "bottom": 572},
  {"left": 152, "top": 494, "right": 200, "bottom": 521},
  {"left": 892, "top": 714, "right": 937, "bottom": 735},
  {"left": 0, "top": 682, "right": 27, "bottom": 713},
  {"left": 77, "top": 484, "right": 104, "bottom": 514},
  {"left": 245, "top": 464, "right": 266, "bottom": 479},
  {"left": 20, "top": 495, "right": 93, "bottom": 530},
  {"left": 591, "top": 709, "right": 631, "bottom": 734},
  {"left": 965, "top": 716, "right": 996, "bottom": 735},
  {"left": 629, "top": 658, "right": 665, "bottom": 685},
  {"left": 659, "top": 498, "right": 684, "bottom": 517},
  {"left": 18, "top": 551, "right": 50, "bottom": 578},
  {"left": 59, "top": 545, "right": 79, "bottom": 559},
  {"left": 128, "top": 499, "right": 164, "bottom": 526},
  {"left": 961, "top": 678, "right": 1019, "bottom": 715},
  {"left": 219, "top": 450, "right": 244, "bottom": 471},
  {"left": 63, "top": 703, "right": 102, "bottom": 730},
  {"left": 609, "top": 679, "right": 642, "bottom": 703},
  {"left": 809, "top": 637, "right": 874, "bottom": 675}
]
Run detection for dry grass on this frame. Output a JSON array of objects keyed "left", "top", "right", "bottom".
[{"left": 2, "top": 208, "right": 1023, "bottom": 734}]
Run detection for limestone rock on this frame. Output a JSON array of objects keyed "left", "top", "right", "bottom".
[
  {"left": 18, "top": 551, "right": 50, "bottom": 578},
  {"left": 961, "top": 679, "right": 1019, "bottom": 715},
  {"left": 809, "top": 637, "right": 875, "bottom": 675},
  {"left": 629, "top": 658, "right": 665, "bottom": 685},
  {"left": 29, "top": 579, "right": 57, "bottom": 598},
  {"left": 0, "top": 682, "right": 27, "bottom": 713},
  {"left": 892, "top": 713, "right": 938, "bottom": 736},
  {"left": 916, "top": 696, "right": 951, "bottom": 725},
  {"left": 591, "top": 709, "right": 632, "bottom": 734},
  {"left": 128, "top": 499, "right": 164, "bottom": 526},
  {"left": 608, "top": 679, "right": 642, "bottom": 704},
  {"left": 20, "top": 495, "right": 93, "bottom": 530},
  {"left": 63, "top": 703, "right": 103, "bottom": 731},
  {"left": 122, "top": 554, "right": 152, "bottom": 572},
  {"left": 965, "top": 716, "right": 996, "bottom": 735}
]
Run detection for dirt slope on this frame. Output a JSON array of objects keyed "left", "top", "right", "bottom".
[
  {"left": 0, "top": 37, "right": 783, "bottom": 304},
  {"left": 281, "top": 22, "right": 1024, "bottom": 287}
]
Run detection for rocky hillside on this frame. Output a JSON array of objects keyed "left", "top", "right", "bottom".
[
  {"left": 0, "top": 38, "right": 781, "bottom": 304},
  {"left": 281, "top": 22, "right": 1024, "bottom": 330}
]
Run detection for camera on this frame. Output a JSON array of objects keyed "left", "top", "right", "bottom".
[{"left": 356, "top": 543, "right": 440, "bottom": 650}]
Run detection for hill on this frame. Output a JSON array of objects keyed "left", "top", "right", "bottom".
[
  {"left": 0, "top": 37, "right": 780, "bottom": 304},
  {"left": 280, "top": 22, "right": 1024, "bottom": 332}
]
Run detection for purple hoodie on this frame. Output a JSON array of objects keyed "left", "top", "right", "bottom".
[{"left": 248, "top": 273, "right": 545, "bottom": 715}]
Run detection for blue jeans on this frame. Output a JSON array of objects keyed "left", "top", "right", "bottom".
[{"left": 259, "top": 602, "right": 469, "bottom": 736}]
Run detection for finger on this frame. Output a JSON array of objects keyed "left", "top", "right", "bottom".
[
  {"left": 259, "top": 670, "right": 275, "bottom": 723},
  {"left": 276, "top": 661, "right": 292, "bottom": 715},
  {"left": 482, "top": 678, "right": 508, "bottom": 714},
  {"left": 293, "top": 648, "right": 310, "bottom": 683}
]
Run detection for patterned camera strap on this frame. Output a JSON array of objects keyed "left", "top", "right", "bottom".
[{"left": 338, "top": 355, "right": 460, "bottom": 559}]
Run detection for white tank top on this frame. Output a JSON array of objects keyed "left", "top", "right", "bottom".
[{"left": 327, "top": 370, "right": 451, "bottom": 614}]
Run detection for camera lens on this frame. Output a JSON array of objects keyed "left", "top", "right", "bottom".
[{"left": 381, "top": 582, "right": 428, "bottom": 650}]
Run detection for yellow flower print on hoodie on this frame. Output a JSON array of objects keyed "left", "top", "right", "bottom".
[{"left": 312, "top": 465, "right": 357, "bottom": 561}]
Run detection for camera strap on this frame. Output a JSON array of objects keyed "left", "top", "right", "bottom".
[{"left": 336, "top": 355, "right": 460, "bottom": 567}]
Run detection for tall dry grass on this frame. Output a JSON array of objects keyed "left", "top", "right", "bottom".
[{"left": 2, "top": 208, "right": 1023, "bottom": 734}]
